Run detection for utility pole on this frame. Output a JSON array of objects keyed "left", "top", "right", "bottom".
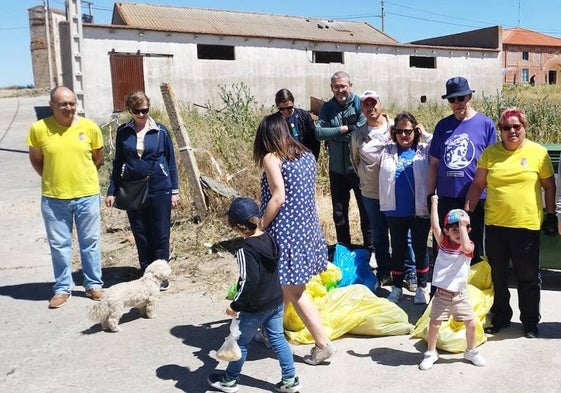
[
  {"left": 82, "top": 0, "right": 94, "bottom": 23},
  {"left": 381, "top": 0, "right": 385, "bottom": 32}
]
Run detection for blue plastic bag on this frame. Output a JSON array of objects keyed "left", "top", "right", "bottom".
[{"left": 331, "top": 244, "right": 378, "bottom": 292}]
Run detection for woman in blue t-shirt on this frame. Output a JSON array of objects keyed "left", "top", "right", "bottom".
[{"left": 379, "top": 112, "right": 432, "bottom": 305}]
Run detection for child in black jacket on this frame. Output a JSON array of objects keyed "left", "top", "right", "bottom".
[{"left": 207, "top": 197, "right": 300, "bottom": 393}]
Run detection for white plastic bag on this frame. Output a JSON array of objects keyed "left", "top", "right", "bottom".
[{"left": 216, "top": 318, "right": 242, "bottom": 361}]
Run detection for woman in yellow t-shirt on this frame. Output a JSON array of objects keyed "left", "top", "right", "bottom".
[{"left": 465, "top": 107, "right": 557, "bottom": 339}]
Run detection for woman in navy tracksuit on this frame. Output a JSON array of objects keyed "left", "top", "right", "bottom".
[
  {"left": 275, "top": 88, "right": 321, "bottom": 160},
  {"left": 106, "top": 92, "right": 179, "bottom": 286}
]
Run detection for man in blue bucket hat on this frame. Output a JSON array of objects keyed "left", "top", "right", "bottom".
[{"left": 427, "top": 76, "right": 496, "bottom": 266}]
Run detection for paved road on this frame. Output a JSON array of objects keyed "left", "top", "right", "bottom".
[{"left": 1, "top": 95, "right": 561, "bottom": 393}]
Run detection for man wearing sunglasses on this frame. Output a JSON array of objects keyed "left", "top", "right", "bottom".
[
  {"left": 316, "top": 71, "right": 373, "bottom": 251},
  {"left": 427, "top": 76, "right": 496, "bottom": 265}
]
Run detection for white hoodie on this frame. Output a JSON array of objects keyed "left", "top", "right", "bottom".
[{"left": 379, "top": 132, "right": 432, "bottom": 217}]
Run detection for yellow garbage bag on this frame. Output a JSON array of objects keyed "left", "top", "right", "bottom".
[
  {"left": 411, "top": 258, "right": 494, "bottom": 353},
  {"left": 285, "top": 284, "right": 413, "bottom": 344},
  {"left": 283, "top": 263, "right": 338, "bottom": 332},
  {"left": 319, "top": 262, "right": 342, "bottom": 292}
]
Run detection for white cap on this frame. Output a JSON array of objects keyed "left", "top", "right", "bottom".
[{"left": 359, "top": 90, "right": 380, "bottom": 102}]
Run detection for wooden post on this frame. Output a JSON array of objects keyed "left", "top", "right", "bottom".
[{"left": 160, "top": 82, "right": 207, "bottom": 221}]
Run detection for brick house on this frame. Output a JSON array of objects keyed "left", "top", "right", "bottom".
[{"left": 502, "top": 27, "right": 561, "bottom": 85}]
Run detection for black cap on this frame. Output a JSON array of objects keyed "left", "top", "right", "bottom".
[{"left": 226, "top": 197, "right": 261, "bottom": 224}]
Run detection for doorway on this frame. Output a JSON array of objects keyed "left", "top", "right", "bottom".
[{"left": 548, "top": 69, "right": 557, "bottom": 85}]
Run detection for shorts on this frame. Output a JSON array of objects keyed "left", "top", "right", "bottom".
[{"left": 429, "top": 288, "right": 475, "bottom": 321}]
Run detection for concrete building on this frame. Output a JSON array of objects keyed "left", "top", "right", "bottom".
[
  {"left": 502, "top": 27, "right": 561, "bottom": 85},
  {"left": 30, "top": 2, "right": 502, "bottom": 121}
]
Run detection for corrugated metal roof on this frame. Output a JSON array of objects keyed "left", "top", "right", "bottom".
[
  {"left": 503, "top": 27, "right": 561, "bottom": 47},
  {"left": 112, "top": 2, "right": 398, "bottom": 45}
]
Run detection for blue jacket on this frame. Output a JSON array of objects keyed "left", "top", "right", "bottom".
[
  {"left": 315, "top": 93, "right": 366, "bottom": 175},
  {"left": 107, "top": 118, "right": 179, "bottom": 197}
]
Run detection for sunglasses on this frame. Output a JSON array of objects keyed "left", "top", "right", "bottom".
[
  {"left": 501, "top": 123, "right": 523, "bottom": 131},
  {"left": 394, "top": 128, "right": 414, "bottom": 135},
  {"left": 278, "top": 106, "right": 294, "bottom": 112},
  {"left": 130, "top": 108, "right": 149, "bottom": 115},
  {"left": 445, "top": 223, "right": 471, "bottom": 230},
  {"left": 447, "top": 95, "right": 467, "bottom": 103}
]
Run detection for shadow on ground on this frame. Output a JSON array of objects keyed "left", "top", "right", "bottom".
[
  {"left": 0, "top": 281, "right": 53, "bottom": 301},
  {"left": 161, "top": 319, "right": 280, "bottom": 392},
  {"left": 72, "top": 266, "right": 142, "bottom": 289}
]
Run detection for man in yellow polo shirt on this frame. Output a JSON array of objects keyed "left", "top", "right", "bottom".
[{"left": 27, "top": 86, "right": 104, "bottom": 309}]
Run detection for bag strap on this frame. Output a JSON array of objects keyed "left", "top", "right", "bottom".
[{"left": 147, "top": 129, "right": 161, "bottom": 175}]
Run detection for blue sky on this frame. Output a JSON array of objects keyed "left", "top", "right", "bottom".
[{"left": 3, "top": 0, "right": 561, "bottom": 87}]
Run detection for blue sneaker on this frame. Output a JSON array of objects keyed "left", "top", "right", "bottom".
[
  {"left": 405, "top": 272, "right": 417, "bottom": 292},
  {"left": 275, "top": 376, "right": 301, "bottom": 392}
]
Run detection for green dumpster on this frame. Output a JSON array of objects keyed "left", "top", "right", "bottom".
[{"left": 540, "top": 144, "right": 561, "bottom": 270}]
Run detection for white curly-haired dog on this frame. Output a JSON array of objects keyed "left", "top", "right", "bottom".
[{"left": 89, "top": 259, "right": 171, "bottom": 332}]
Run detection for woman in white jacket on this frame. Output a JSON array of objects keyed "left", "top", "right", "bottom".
[{"left": 379, "top": 112, "right": 432, "bottom": 305}]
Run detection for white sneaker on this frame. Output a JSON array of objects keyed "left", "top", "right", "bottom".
[
  {"left": 303, "top": 340, "right": 336, "bottom": 365},
  {"left": 387, "top": 286, "right": 403, "bottom": 303},
  {"left": 419, "top": 350, "right": 439, "bottom": 370},
  {"left": 464, "top": 349, "right": 486, "bottom": 367},
  {"left": 414, "top": 287, "right": 428, "bottom": 304}
]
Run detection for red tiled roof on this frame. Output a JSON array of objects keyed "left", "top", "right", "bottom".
[{"left": 503, "top": 27, "right": 561, "bottom": 47}]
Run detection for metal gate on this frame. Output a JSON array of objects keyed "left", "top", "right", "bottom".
[{"left": 109, "top": 53, "right": 145, "bottom": 112}]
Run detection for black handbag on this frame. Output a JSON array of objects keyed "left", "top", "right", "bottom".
[
  {"left": 114, "top": 130, "right": 161, "bottom": 211},
  {"left": 114, "top": 176, "right": 150, "bottom": 211}
]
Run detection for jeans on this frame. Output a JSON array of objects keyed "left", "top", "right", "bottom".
[
  {"left": 329, "top": 171, "right": 372, "bottom": 248},
  {"left": 361, "top": 197, "right": 390, "bottom": 276},
  {"left": 226, "top": 303, "right": 295, "bottom": 381},
  {"left": 386, "top": 216, "right": 430, "bottom": 288},
  {"left": 127, "top": 191, "right": 172, "bottom": 269},
  {"left": 404, "top": 230, "right": 416, "bottom": 276},
  {"left": 485, "top": 225, "right": 541, "bottom": 329},
  {"left": 41, "top": 195, "right": 103, "bottom": 294}
]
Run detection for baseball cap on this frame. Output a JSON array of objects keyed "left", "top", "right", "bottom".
[
  {"left": 441, "top": 76, "right": 475, "bottom": 99},
  {"left": 226, "top": 197, "right": 261, "bottom": 224},
  {"left": 444, "top": 209, "right": 468, "bottom": 226},
  {"left": 359, "top": 90, "right": 380, "bottom": 103}
]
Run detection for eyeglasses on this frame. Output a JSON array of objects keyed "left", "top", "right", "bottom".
[
  {"left": 394, "top": 128, "right": 414, "bottom": 135},
  {"left": 447, "top": 95, "right": 467, "bottom": 103},
  {"left": 501, "top": 124, "right": 523, "bottom": 131},
  {"left": 130, "top": 108, "right": 149, "bottom": 115},
  {"left": 331, "top": 84, "right": 350, "bottom": 91},
  {"left": 278, "top": 106, "right": 294, "bottom": 112}
]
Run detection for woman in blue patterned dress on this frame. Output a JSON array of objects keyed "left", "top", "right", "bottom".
[{"left": 253, "top": 113, "right": 336, "bottom": 365}]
